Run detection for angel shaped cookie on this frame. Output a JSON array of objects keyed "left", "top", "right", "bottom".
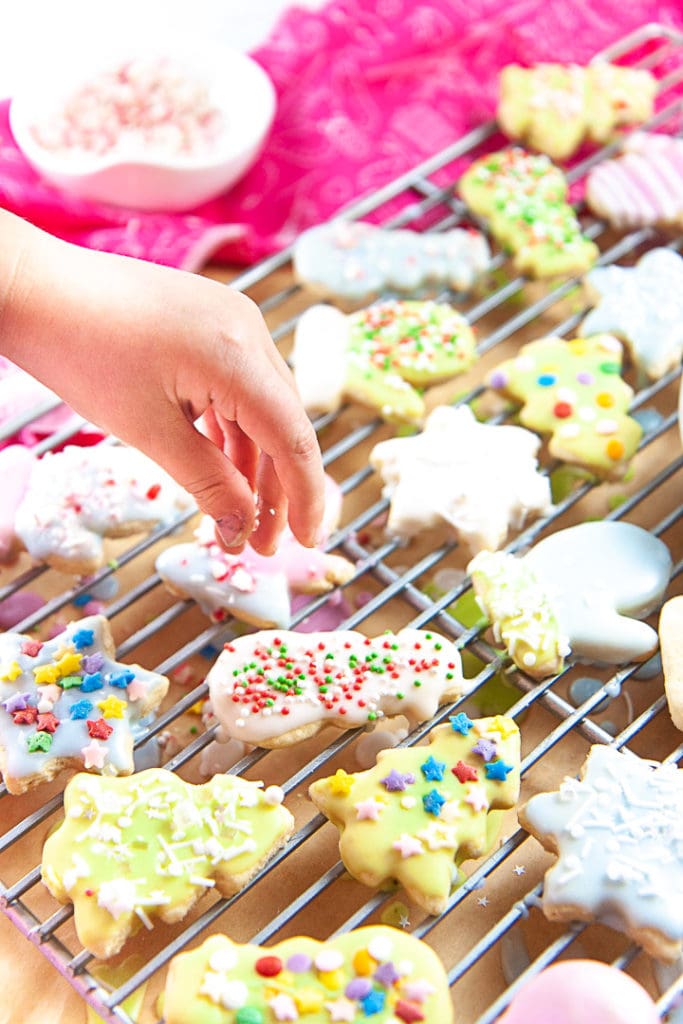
[
  {"left": 468, "top": 521, "right": 671, "bottom": 676},
  {"left": 310, "top": 714, "right": 520, "bottom": 914},
  {"left": 519, "top": 744, "right": 683, "bottom": 962},
  {"left": 293, "top": 218, "right": 490, "bottom": 305},
  {"left": 163, "top": 927, "right": 454, "bottom": 1024},
  {"left": 156, "top": 473, "right": 354, "bottom": 628},
  {"left": 42, "top": 768, "right": 293, "bottom": 958},
  {"left": 207, "top": 628, "right": 468, "bottom": 748},
  {"left": 369, "top": 404, "right": 552, "bottom": 555},
  {"left": 292, "top": 299, "right": 477, "bottom": 424},
  {"left": 0, "top": 615, "right": 169, "bottom": 794},
  {"left": 13, "top": 442, "right": 193, "bottom": 574}
]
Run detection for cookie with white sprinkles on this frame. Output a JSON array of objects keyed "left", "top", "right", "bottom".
[{"left": 206, "top": 628, "right": 469, "bottom": 748}]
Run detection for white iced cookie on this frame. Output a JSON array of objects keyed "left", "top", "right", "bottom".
[
  {"left": 582, "top": 248, "right": 683, "bottom": 380},
  {"left": 292, "top": 300, "right": 477, "bottom": 424},
  {"left": 585, "top": 132, "right": 683, "bottom": 230},
  {"left": 293, "top": 219, "right": 490, "bottom": 305},
  {"left": 469, "top": 521, "right": 671, "bottom": 672},
  {"left": 369, "top": 404, "right": 553, "bottom": 555},
  {"left": 14, "top": 443, "right": 193, "bottom": 574},
  {"left": 156, "top": 474, "right": 354, "bottom": 628},
  {"left": 207, "top": 627, "right": 469, "bottom": 747},
  {"left": 659, "top": 596, "right": 683, "bottom": 732},
  {"left": 519, "top": 744, "right": 683, "bottom": 962}
]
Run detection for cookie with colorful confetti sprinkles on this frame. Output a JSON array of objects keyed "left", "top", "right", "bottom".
[
  {"left": 42, "top": 768, "right": 293, "bottom": 959},
  {"left": 206, "top": 628, "right": 469, "bottom": 748},
  {"left": 0, "top": 615, "right": 168, "bottom": 794},
  {"left": 459, "top": 147, "right": 598, "bottom": 277},
  {"left": 310, "top": 714, "right": 520, "bottom": 914},
  {"left": 292, "top": 299, "right": 477, "bottom": 424},
  {"left": 519, "top": 744, "right": 683, "bottom": 962},
  {"left": 162, "top": 926, "right": 453, "bottom": 1023},
  {"left": 487, "top": 334, "right": 642, "bottom": 479}
]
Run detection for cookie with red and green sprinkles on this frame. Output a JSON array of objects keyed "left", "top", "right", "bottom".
[
  {"left": 459, "top": 147, "right": 598, "bottom": 278},
  {"left": 309, "top": 714, "right": 520, "bottom": 915},
  {"left": 487, "top": 333, "right": 642, "bottom": 479},
  {"left": 206, "top": 628, "right": 469, "bottom": 748},
  {"left": 162, "top": 926, "right": 454, "bottom": 1023},
  {"left": 292, "top": 300, "right": 476, "bottom": 425}
]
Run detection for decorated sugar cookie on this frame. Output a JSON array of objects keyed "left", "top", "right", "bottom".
[
  {"left": 206, "top": 628, "right": 468, "bottom": 748},
  {"left": 459, "top": 148, "right": 598, "bottom": 277},
  {"left": 41, "top": 768, "right": 294, "bottom": 959},
  {"left": 586, "top": 132, "right": 683, "bottom": 231},
  {"left": 487, "top": 334, "right": 642, "bottom": 479},
  {"left": 292, "top": 300, "right": 477, "bottom": 424},
  {"left": 498, "top": 959, "right": 659, "bottom": 1024},
  {"left": 519, "top": 744, "right": 683, "bottom": 962},
  {"left": 581, "top": 248, "right": 683, "bottom": 380},
  {"left": 0, "top": 615, "right": 169, "bottom": 794},
  {"left": 498, "top": 63, "right": 656, "bottom": 161},
  {"left": 156, "top": 474, "right": 354, "bottom": 628},
  {"left": 369, "top": 404, "right": 552, "bottom": 555},
  {"left": 659, "top": 596, "right": 683, "bottom": 732},
  {"left": 309, "top": 714, "right": 520, "bottom": 914},
  {"left": 14, "top": 443, "right": 193, "bottom": 574},
  {"left": 293, "top": 218, "right": 490, "bottom": 305},
  {"left": 162, "top": 927, "right": 454, "bottom": 1023},
  {"left": 468, "top": 521, "right": 671, "bottom": 673}
]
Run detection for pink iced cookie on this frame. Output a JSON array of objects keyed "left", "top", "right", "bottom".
[
  {"left": 155, "top": 474, "right": 354, "bottom": 628},
  {"left": 499, "top": 960, "right": 659, "bottom": 1024},
  {"left": 0, "top": 446, "right": 36, "bottom": 564}
]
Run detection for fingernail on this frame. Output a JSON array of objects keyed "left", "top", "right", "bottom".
[{"left": 216, "top": 512, "right": 248, "bottom": 548}]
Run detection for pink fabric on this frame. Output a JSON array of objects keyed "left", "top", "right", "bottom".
[{"left": 1, "top": 0, "right": 683, "bottom": 270}]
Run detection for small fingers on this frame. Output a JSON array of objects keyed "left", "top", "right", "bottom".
[{"left": 250, "top": 454, "right": 288, "bottom": 556}]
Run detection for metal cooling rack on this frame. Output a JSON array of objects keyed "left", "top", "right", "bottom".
[{"left": 2, "top": 21, "right": 683, "bottom": 1024}]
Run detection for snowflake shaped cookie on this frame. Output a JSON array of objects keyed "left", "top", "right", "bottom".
[
  {"left": 582, "top": 248, "right": 683, "bottom": 380},
  {"left": 41, "top": 768, "right": 294, "bottom": 959},
  {"left": 310, "top": 714, "right": 520, "bottom": 914},
  {"left": 369, "top": 404, "right": 552, "bottom": 555},
  {"left": 163, "top": 927, "right": 453, "bottom": 1024},
  {"left": 520, "top": 744, "right": 683, "bottom": 962},
  {"left": 0, "top": 615, "right": 168, "bottom": 794}
]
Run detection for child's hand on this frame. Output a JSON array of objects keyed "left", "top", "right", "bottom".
[{"left": 0, "top": 211, "right": 325, "bottom": 554}]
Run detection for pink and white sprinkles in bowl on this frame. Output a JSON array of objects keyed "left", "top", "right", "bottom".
[{"left": 29, "top": 56, "right": 228, "bottom": 162}]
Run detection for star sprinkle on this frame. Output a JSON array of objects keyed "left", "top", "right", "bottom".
[
  {"left": 582, "top": 248, "right": 683, "bottom": 381},
  {"left": 0, "top": 615, "right": 169, "bottom": 794},
  {"left": 328, "top": 769, "right": 355, "bottom": 795},
  {"left": 450, "top": 712, "right": 474, "bottom": 735},
  {"left": 485, "top": 759, "right": 514, "bottom": 781},
  {"left": 41, "top": 769, "right": 294, "bottom": 959},
  {"left": 161, "top": 929, "right": 453, "bottom": 1023},
  {"left": 370, "top": 405, "right": 552, "bottom": 555},
  {"left": 309, "top": 716, "right": 520, "bottom": 915},
  {"left": 355, "top": 797, "right": 385, "bottom": 821},
  {"left": 471, "top": 738, "right": 497, "bottom": 762},
  {"left": 520, "top": 744, "right": 683, "bottom": 962}
]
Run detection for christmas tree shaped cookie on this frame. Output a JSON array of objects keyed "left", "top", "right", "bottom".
[
  {"left": 42, "top": 768, "right": 294, "bottom": 959},
  {"left": 309, "top": 714, "right": 520, "bottom": 915},
  {"left": 487, "top": 334, "right": 642, "bottom": 479}
]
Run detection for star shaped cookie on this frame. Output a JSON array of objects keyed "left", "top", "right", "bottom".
[
  {"left": 0, "top": 615, "right": 169, "bottom": 794},
  {"left": 582, "top": 248, "right": 683, "bottom": 380},
  {"left": 41, "top": 768, "right": 294, "bottom": 959},
  {"left": 309, "top": 714, "right": 520, "bottom": 914},
  {"left": 519, "top": 744, "right": 683, "bottom": 962},
  {"left": 369, "top": 404, "right": 552, "bottom": 554},
  {"left": 162, "top": 927, "right": 454, "bottom": 1024}
]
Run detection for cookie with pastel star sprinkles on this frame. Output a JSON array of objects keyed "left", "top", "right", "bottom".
[
  {"left": 41, "top": 768, "right": 294, "bottom": 960},
  {"left": 206, "top": 628, "right": 469, "bottom": 749},
  {"left": 0, "top": 615, "right": 168, "bottom": 794},
  {"left": 162, "top": 926, "right": 454, "bottom": 1023},
  {"left": 459, "top": 147, "right": 598, "bottom": 277},
  {"left": 292, "top": 299, "right": 477, "bottom": 424},
  {"left": 519, "top": 744, "right": 683, "bottom": 963},
  {"left": 309, "top": 714, "right": 520, "bottom": 915},
  {"left": 487, "top": 334, "right": 642, "bottom": 479}
]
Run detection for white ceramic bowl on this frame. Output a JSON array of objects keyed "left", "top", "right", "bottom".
[{"left": 9, "top": 38, "right": 276, "bottom": 212}]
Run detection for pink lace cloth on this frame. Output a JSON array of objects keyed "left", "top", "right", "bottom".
[{"left": 1, "top": 0, "right": 683, "bottom": 270}]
